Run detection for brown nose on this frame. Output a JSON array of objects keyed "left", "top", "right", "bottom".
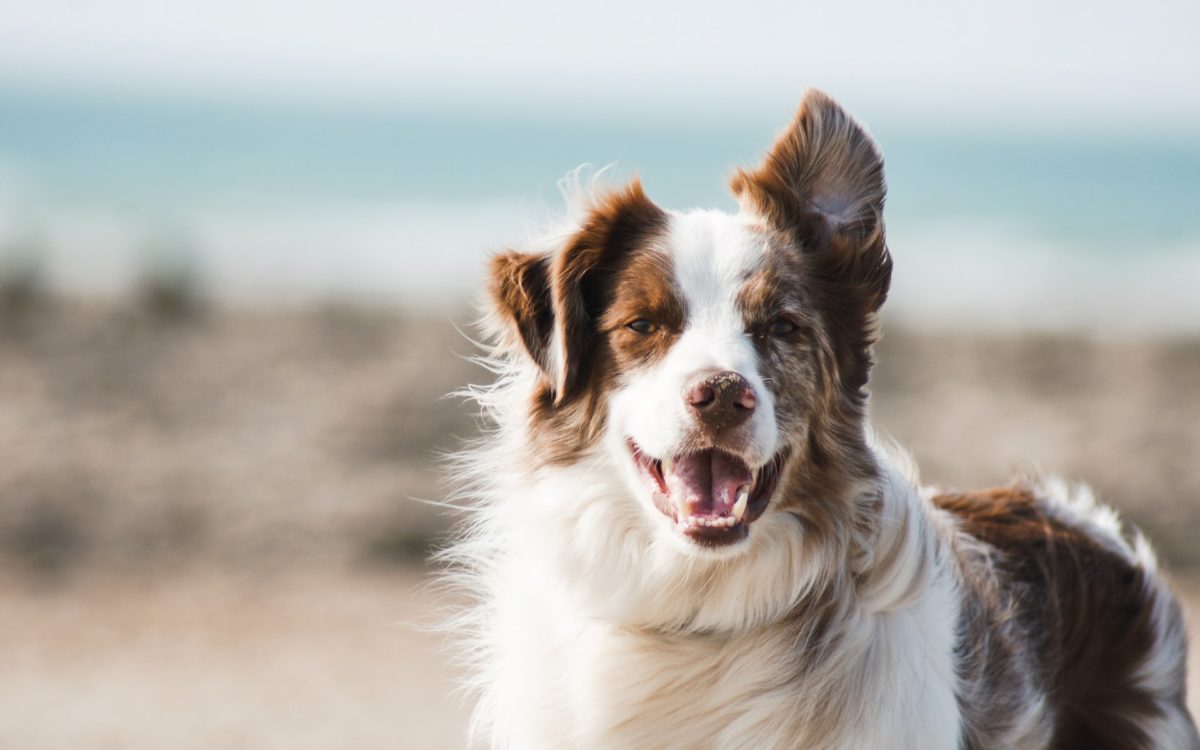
[{"left": 684, "top": 370, "right": 757, "bottom": 432}]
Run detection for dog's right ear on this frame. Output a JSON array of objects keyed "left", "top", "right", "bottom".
[
  {"left": 487, "top": 250, "right": 557, "bottom": 378},
  {"left": 730, "top": 88, "right": 890, "bottom": 314}
]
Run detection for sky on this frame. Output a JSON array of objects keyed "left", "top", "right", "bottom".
[{"left": 0, "top": 0, "right": 1198, "bottom": 131}]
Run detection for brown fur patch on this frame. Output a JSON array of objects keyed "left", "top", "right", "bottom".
[
  {"left": 936, "top": 486, "right": 1183, "bottom": 749},
  {"left": 599, "top": 249, "right": 684, "bottom": 371},
  {"left": 736, "top": 237, "right": 827, "bottom": 432}
]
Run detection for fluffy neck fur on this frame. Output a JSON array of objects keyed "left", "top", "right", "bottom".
[{"left": 445, "top": 364, "right": 961, "bottom": 749}]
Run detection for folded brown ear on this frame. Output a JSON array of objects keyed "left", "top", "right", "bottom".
[
  {"left": 488, "top": 181, "right": 667, "bottom": 404},
  {"left": 487, "top": 250, "right": 555, "bottom": 377},
  {"left": 549, "top": 180, "right": 667, "bottom": 402},
  {"left": 731, "top": 88, "right": 887, "bottom": 264}
]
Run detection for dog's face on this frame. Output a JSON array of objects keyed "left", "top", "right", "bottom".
[{"left": 488, "top": 90, "right": 890, "bottom": 556}]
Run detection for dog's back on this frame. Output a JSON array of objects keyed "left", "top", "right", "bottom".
[{"left": 938, "top": 484, "right": 1196, "bottom": 748}]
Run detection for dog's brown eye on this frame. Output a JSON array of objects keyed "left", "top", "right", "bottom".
[
  {"left": 769, "top": 319, "right": 797, "bottom": 336},
  {"left": 627, "top": 319, "right": 657, "bottom": 334}
]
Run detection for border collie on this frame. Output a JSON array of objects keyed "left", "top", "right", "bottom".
[{"left": 446, "top": 89, "right": 1198, "bottom": 749}]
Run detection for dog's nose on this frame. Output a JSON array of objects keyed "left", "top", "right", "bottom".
[{"left": 684, "top": 370, "right": 756, "bottom": 432}]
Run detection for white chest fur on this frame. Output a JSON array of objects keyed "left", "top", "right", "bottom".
[{"left": 480, "top": 550, "right": 963, "bottom": 750}]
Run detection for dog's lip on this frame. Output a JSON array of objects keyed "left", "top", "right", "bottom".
[{"left": 626, "top": 439, "right": 789, "bottom": 546}]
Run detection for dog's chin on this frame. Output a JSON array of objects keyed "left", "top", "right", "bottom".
[{"left": 626, "top": 438, "right": 789, "bottom": 550}]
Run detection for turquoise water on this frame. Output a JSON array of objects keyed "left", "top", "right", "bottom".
[
  {"left": 3, "top": 87, "right": 1198, "bottom": 241},
  {"left": 0, "top": 86, "right": 1198, "bottom": 326}
]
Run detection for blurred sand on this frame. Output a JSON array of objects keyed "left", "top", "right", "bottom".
[
  {"left": 0, "top": 569, "right": 469, "bottom": 749},
  {"left": 0, "top": 300, "right": 480, "bottom": 579},
  {"left": 1, "top": 298, "right": 1198, "bottom": 747}
]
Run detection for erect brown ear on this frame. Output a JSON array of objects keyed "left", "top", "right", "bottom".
[
  {"left": 549, "top": 179, "right": 667, "bottom": 403},
  {"left": 487, "top": 249, "right": 555, "bottom": 375},
  {"left": 730, "top": 88, "right": 891, "bottom": 314},
  {"left": 487, "top": 179, "right": 667, "bottom": 404}
]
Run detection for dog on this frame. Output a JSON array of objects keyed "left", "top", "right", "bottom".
[{"left": 445, "top": 89, "right": 1198, "bottom": 749}]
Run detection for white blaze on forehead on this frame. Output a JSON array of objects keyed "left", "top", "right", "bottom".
[
  {"left": 665, "top": 209, "right": 770, "bottom": 377},
  {"left": 668, "top": 209, "right": 769, "bottom": 325}
]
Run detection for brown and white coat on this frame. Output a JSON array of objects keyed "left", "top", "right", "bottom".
[{"left": 446, "top": 89, "right": 1198, "bottom": 749}]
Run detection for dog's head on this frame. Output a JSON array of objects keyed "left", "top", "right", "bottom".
[{"left": 487, "top": 89, "right": 890, "bottom": 557}]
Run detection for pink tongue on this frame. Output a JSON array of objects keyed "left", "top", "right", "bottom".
[{"left": 664, "top": 450, "right": 753, "bottom": 516}]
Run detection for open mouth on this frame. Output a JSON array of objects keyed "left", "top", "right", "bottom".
[{"left": 627, "top": 439, "right": 788, "bottom": 547}]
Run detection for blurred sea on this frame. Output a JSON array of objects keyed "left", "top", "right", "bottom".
[{"left": 1, "top": 86, "right": 1198, "bottom": 330}]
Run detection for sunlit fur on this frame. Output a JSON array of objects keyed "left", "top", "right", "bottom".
[{"left": 442, "top": 90, "right": 1198, "bottom": 749}]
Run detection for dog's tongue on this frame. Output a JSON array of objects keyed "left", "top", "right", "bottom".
[{"left": 664, "top": 450, "right": 752, "bottom": 516}]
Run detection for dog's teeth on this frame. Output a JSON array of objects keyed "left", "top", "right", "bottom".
[
  {"left": 663, "top": 457, "right": 674, "bottom": 476},
  {"left": 680, "top": 515, "right": 744, "bottom": 529},
  {"left": 732, "top": 485, "right": 750, "bottom": 521},
  {"left": 680, "top": 513, "right": 748, "bottom": 529}
]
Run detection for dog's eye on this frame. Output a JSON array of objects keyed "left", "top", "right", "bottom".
[
  {"left": 769, "top": 319, "right": 797, "bottom": 336},
  {"left": 627, "top": 319, "right": 657, "bottom": 334}
]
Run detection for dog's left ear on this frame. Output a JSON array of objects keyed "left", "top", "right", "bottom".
[
  {"left": 730, "top": 88, "right": 891, "bottom": 314},
  {"left": 488, "top": 180, "right": 667, "bottom": 405},
  {"left": 487, "top": 250, "right": 557, "bottom": 377}
]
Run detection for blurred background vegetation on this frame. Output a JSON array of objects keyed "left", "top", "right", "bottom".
[{"left": 0, "top": 1, "right": 1197, "bottom": 748}]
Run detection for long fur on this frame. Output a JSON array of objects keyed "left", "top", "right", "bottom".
[{"left": 441, "top": 91, "right": 1198, "bottom": 749}]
